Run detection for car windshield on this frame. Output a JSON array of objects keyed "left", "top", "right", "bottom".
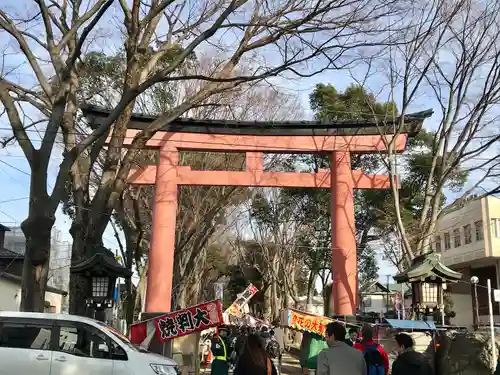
[{"left": 96, "top": 321, "right": 140, "bottom": 352}]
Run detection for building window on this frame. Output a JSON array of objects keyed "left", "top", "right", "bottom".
[
  {"left": 363, "top": 297, "right": 372, "bottom": 308},
  {"left": 453, "top": 228, "right": 461, "bottom": 248},
  {"left": 492, "top": 219, "right": 500, "bottom": 238},
  {"left": 476, "top": 220, "right": 484, "bottom": 241},
  {"left": 464, "top": 224, "right": 472, "bottom": 244},
  {"left": 444, "top": 232, "right": 451, "bottom": 250},
  {"left": 435, "top": 235, "right": 442, "bottom": 253}
]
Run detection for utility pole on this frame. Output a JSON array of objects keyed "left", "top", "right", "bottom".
[{"left": 386, "top": 275, "right": 390, "bottom": 314}]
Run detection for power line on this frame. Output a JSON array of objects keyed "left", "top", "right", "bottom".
[
  {"left": 0, "top": 159, "right": 30, "bottom": 177},
  {"left": 0, "top": 197, "right": 29, "bottom": 204}
]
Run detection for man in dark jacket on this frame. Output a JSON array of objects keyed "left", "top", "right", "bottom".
[
  {"left": 391, "top": 333, "right": 434, "bottom": 375},
  {"left": 259, "top": 326, "right": 271, "bottom": 349}
]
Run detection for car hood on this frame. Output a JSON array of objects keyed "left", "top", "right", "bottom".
[{"left": 133, "top": 350, "right": 178, "bottom": 366}]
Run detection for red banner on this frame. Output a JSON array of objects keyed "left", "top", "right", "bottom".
[{"left": 154, "top": 300, "right": 223, "bottom": 341}]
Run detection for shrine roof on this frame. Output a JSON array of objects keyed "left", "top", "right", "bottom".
[
  {"left": 393, "top": 252, "right": 462, "bottom": 283},
  {"left": 82, "top": 105, "right": 433, "bottom": 137},
  {"left": 70, "top": 246, "right": 132, "bottom": 277}
]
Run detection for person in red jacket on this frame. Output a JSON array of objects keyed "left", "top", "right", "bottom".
[{"left": 353, "top": 325, "right": 389, "bottom": 375}]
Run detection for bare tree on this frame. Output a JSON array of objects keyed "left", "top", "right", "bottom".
[
  {"left": 355, "top": 0, "right": 500, "bottom": 263},
  {"left": 108, "top": 59, "right": 305, "bottom": 317},
  {"left": 0, "top": 0, "right": 407, "bottom": 312},
  {"left": 231, "top": 187, "right": 312, "bottom": 320}
]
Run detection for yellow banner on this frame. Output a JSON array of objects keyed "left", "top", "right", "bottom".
[{"left": 282, "top": 309, "right": 334, "bottom": 336}]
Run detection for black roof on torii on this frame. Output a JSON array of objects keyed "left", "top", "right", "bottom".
[{"left": 82, "top": 105, "right": 433, "bottom": 137}]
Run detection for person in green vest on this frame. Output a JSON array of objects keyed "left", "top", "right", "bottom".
[
  {"left": 300, "top": 331, "right": 328, "bottom": 374},
  {"left": 211, "top": 327, "right": 230, "bottom": 375}
]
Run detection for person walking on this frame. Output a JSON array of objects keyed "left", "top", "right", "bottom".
[
  {"left": 345, "top": 328, "right": 359, "bottom": 347},
  {"left": 211, "top": 328, "right": 230, "bottom": 375},
  {"left": 353, "top": 325, "right": 389, "bottom": 375},
  {"left": 260, "top": 326, "right": 271, "bottom": 349},
  {"left": 267, "top": 330, "right": 282, "bottom": 375},
  {"left": 234, "top": 333, "right": 278, "bottom": 375},
  {"left": 317, "top": 322, "right": 366, "bottom": 375},
  {"left": 234, "top": 326, "right": 249, "bottom": 365},
  {"left": 391, "top": 333, "right": 433, "bottom": 375},
  {"left": 272, "top": 322, "right": 286, "bottom": 354}
]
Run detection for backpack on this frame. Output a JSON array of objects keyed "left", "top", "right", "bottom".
[
  {"left": 266, "top": 338, "right": 280, "bottom": 359},
  {"left": 363, "top": 343, "right": 385, "bottom": 375}
]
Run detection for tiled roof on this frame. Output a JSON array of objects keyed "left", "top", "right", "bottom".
[
  {"left": 0, "top": 248, "right": 23, "bottom": 259},
  {"left": 0, "top": 223, "right": 11, "bottom": 232},
  {"left": 82, "top": 104, "right": 433, "bottom": 137},
  {"left": 394, "top": 252, "right": 462, "bottom": 283}
]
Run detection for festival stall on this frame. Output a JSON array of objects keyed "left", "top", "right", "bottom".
[
  {"left": 280, "top": 308, "right": 380, "bottom": 340},
  {"left": 280, "top": 308, "right": 384, "bottom": 371}
]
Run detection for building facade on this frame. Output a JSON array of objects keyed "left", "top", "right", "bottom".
[
  {"left": 359, "top": 282, "right": 409, "bottom": 316},
  {"left": 430, "top": 195, "right": 500, "bottom": 328},
  {"left": 0, "top": 224, "right": 67, "bottom": 312}
]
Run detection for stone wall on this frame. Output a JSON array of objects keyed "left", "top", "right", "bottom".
[
  {"left": 376, "top": 326, "right": 500, "bottom": 375},
  {"left": 438, "top": 331, "right": 497, "bottom": 375}
]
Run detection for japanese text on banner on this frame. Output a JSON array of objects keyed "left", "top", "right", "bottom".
[{"left": 155, "top": 300, "right": 223, "bottom": 341}]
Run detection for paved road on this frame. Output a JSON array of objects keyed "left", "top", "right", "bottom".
[{"left": 280, "top": 352, "right": 303, "bottom": 375}]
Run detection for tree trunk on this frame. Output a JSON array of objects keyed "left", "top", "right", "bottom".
[
  {"left": 20, "top": 155, "right": 56, "bottom": 312},
  {"left": 271, "top": 279, "right": 280, "bottom": 321},
  {"left": 135, "top": 261, "right": 148, "bottom": 313},
  {"left": 20, "top": 213, "right": 54, "bottom": 312},
  {"left": 68, "top": 215, "right": 103, "bottom": 315},
  {"left": 263, "top": 282, "right": 272, "bottom": 321},
  {"left": 306, "top": 272, "right": 317, "bottom": 305}
]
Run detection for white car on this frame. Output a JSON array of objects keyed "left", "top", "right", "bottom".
[{"left": 0, "top": 311, "right": 179, "bottom": 375}]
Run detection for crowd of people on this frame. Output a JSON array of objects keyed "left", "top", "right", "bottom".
[
  {"left": 318, "top": 323, "right": 433, "bottom": 375},
  {"left": 209, "top": 324, "right": 285, "bottom": 375},
  {"left": 207, "top": 322, "right": 433, "bottom": 375}
]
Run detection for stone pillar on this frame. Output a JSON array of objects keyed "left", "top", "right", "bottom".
[
  {"left": 145, "top": 146, "right": 178, "bottom": 313},
  {"left": 330, "top": 151, "right": 357, "bottom": 315}
]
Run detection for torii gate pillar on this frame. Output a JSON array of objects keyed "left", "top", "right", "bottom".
[
  {"left": 331, "top": 151, "right": 357, "bottom": 315},
  {"left": 146, "top": 147, "right": 178, "bottom": 314}
]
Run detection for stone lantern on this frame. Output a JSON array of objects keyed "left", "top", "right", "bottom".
[
  {"left": 394, "top": 252, "right": 462, "bottom": 322},
  {"left": 71, "top": 245, "right": 132, "bottom": 322}
]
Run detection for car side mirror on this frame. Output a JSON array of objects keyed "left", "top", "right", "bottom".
[{"left": 98, "top": 343, "right": 109, "bottom": 353}]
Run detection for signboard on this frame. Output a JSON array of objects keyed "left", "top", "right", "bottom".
[
  {"left": 494, "top": 289, "right": 500, "bottom": 303},
  {"left": 131, "top": 300, "right": 223, "bottom": 343},
  {"left": 225, "top": 284, "right": 258, "bottom": 317},
  {"left": 282, "top": 308, "right": 334, "bottom": 336}
]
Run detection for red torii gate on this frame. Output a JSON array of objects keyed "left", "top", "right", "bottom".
[{"left": 84, "top": 107, "right": 431, "bottom": 316}]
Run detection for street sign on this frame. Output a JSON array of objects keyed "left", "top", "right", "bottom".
[{"left": 494, "top": 289, "right": 500, "bottom": 302}]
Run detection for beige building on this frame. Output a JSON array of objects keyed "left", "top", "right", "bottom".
[
  {"left": 431, "top": 195, "right": 500, "bottom": 328},
  {"left": 0, "top": 224, "right": 68, "bottom": 313}
]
